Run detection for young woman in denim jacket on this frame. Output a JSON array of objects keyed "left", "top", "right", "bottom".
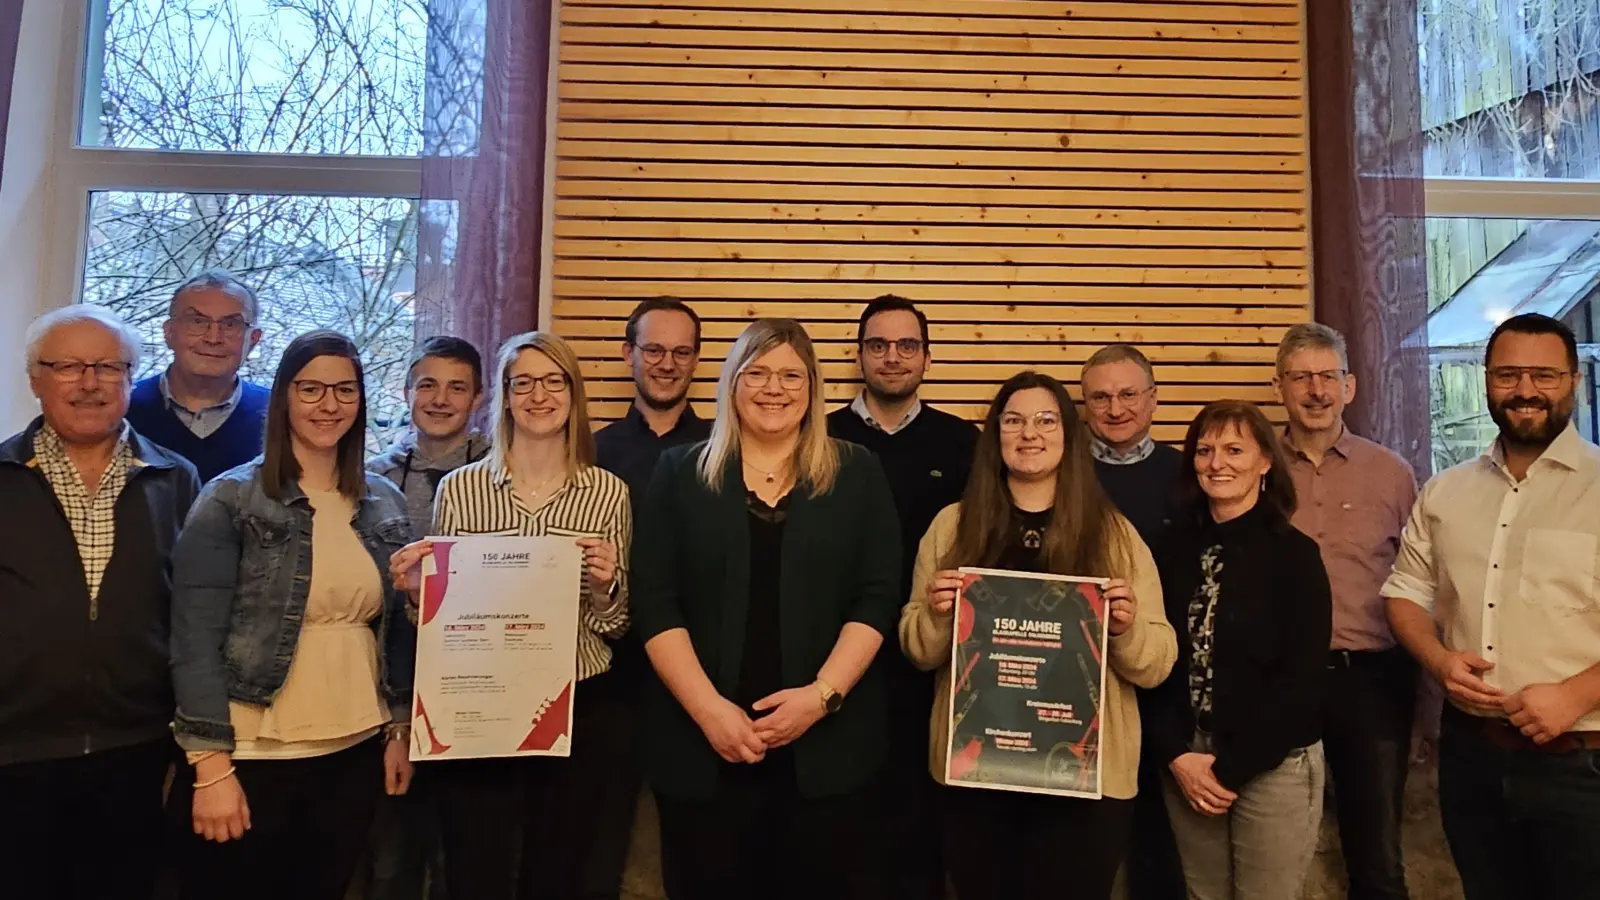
[{"left": 169, "top": 331, "right": 417, "bottom": 899}]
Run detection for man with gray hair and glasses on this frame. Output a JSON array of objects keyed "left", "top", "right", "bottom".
[
  {"left": 0, "top": 305, "right": 200, "bottom": 899},
  {"left": 126, "top": 269, "right": 270, "bottom": 482},
  {"left": 1274, "top": 322, "right": 1419, "bottom": 900}
]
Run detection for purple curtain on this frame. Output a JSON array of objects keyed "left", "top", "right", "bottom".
[
  {"left": 0, "top": 0, "right": 24, "bottom": 190},
  {"left": 415, "top": 0, "right": 551, "bottom": 358},
  {"left": 1309, "top": 0, "right": 1431, "bottom": 475}
]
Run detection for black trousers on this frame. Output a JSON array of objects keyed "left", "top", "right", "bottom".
[
  {"left": 172, "top": 736, "right": 384, "bottom": 900},
  {"left": 655, "top": 770, "right": 890, "bottom": 900},
  {"left": 431, "top": 671, "right": 624, "bottom": 900},
  {"left": 880, "top": 662, "right": 947, "bottom": 900},
  {"left": 942, "top": 784, "right": 1134, "bottom": 900},
  {"left": 0, "top": 738, "right": 171, "bottom": 900},
  {"left": 1124, "top": 753, "right": 1188, "bottom": 900},
  {"left": 1322, "top": 648, "right": 1416, "bottom": 900},
  {"left": 1439, "top": 705, "right": 1600, "bottom": 900},
  {"left": 576, "top": 655, "right": 645, "bottom": 900}
]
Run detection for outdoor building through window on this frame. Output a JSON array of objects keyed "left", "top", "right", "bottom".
[{"left": 1421, "top": 0, "right": 1600, "bottom": 472}]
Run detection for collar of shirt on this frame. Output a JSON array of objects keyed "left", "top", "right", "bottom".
[
  {"left": 1485, "top": 422, "right": 1590, "bottom": 480},
  {"left": 1281, "top": 424, "right": 1355, "bottom": 463},
  {"left": 490, "top": 461, "right": 603, "bottom": 496},
  {"left": 850, "top": 392, "right": 922, "bottom": 434},
  {"left": 159, "top": 368, "right": 243, "bottom": 416},
  {"left": 1089, "top": 434, "right": 1155, "bottom": 465},
  {"left": 34, "top": 421, "right": 138, "bottom": 472},
  {"left": 623, "top": 401, "right": 703, "bottom": 439}
]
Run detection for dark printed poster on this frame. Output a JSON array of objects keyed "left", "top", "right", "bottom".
[{"left": 945, "top": 567, "right": 1109, "bottom": 798}]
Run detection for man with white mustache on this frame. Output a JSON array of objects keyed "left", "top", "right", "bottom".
[
  {"left": 826, "top": 294, "right": 978, "bottom": 900},
  {"left": 1386, "top": 313, "right": 1600, "bottom": 899},
  {"left": 0, "top": 306, "right": 200, "bottom": 899},
  {"left": 1273, "top": 323, "right": 1418, "bottom": 900},
  {"left": 591, "top": 296, "right": 711, "bottom": 900}
]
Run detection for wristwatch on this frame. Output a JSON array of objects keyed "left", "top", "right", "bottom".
[{"left": 816, "top": 678, "right": 844, "bottom": 715}]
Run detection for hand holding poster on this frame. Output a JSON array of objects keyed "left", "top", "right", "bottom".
[
  {"left": 945, "top": 567, "right": 1109, "bottom": 798},
  {"left": 411, "top": 535, "right": 581, "bottom": 761}
]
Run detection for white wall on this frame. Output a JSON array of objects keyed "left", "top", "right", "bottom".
[{"left": 0, "top": 1, "right": 69, "bottom": 433}]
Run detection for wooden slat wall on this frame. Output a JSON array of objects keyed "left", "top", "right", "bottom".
[{"left": 550, "top": 0, "right": 1310, "bottom": 442}]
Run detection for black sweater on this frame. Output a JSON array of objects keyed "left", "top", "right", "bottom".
[
  {"left": 1092, "top": 443, "right": 1183, "bottom": 551},
  {"left": 826, "top": 403, "right": 979, "bottom": 597},
  {"left": 1142, "top": 502, "right": 1332, "bottom": 791}
]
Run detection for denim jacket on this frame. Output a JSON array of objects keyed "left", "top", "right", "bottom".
[{"left": 169, "top": 459, "right": 416, "bottom": 751}]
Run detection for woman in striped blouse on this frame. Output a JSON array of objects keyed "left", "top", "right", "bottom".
[{"left": 389, "top": 331, "right": 631, "bottom": 900}]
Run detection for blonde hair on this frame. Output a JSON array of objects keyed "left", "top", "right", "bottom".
[
  {"left": 488, "top": 331, "right": 596, "bottom": 476},
  {"left": 698, "top": 318, "right": 839, "bottom": 496}
]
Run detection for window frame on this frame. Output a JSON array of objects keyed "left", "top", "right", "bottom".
[{"left": 45, "top": 0, "right": 425, "bottom": 319}]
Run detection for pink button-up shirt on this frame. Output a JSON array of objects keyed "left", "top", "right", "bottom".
[{"left": 1284, "top": 427, "right": 1417, "bottom": 651}]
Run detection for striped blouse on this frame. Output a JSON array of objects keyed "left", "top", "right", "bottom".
[{"left": 432, "top": 460, "right": 632, "bottom": 681}]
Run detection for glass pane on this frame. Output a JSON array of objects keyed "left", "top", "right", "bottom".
[
  {"left": 1426, "top": 216, "right": 1600, "bottom": 473},
  {"left": 1419, "top": 0, "right": 1600, "bottom": 179},
  {"left": 82, "top": 191, "right": 421, "bottom": 453},
  {"left": 84, "top": 0, "right": 437, "bottom": 156}
]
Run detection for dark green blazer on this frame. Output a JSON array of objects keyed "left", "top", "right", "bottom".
[{"left": 631, "top": 438, "right": 902, "bottom": 800}]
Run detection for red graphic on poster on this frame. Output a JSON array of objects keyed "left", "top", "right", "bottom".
[
  {"left": 517, "top": 681, "right": 572, "bottom": 751},
  {"left": 413, "top": 693, "right": 451, "bottom": 755},
  {"left": 419, "top": 541, "right": 456, "bottom": 626}
]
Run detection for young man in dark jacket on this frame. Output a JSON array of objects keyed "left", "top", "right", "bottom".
[{"left": 0, "top": 306, "right": 199, "bottom": 900}]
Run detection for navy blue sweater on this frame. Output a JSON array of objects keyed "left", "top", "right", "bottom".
[{"left": 126, "top": 375, "right": 269, "bottom": 484}]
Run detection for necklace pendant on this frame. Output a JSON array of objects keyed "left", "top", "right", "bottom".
[{"left": 765, "top": 472, "right": 776, "bottom": 483}]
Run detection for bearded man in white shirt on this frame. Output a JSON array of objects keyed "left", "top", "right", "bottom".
[{"left": 1384, "top": 312, "right": 1600, "bottom": 900}]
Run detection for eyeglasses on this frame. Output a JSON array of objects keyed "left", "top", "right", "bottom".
[
  {"left": 634, "top": 343, "right": 697, "bottom": 365},
  {"left": 508, "top": 373, "right": 570, "bottom": 395},
  {"left": 292, "top": 379, "right": 361, "bottom": 405},
  {"left": 1084, "top": 386, "right": 1152, "bottom": 411},
  {"left": 173, "top": 312, "right": 253, "bottom": 339},
  {"left": 1488, "top": 366, "right": 1571, "bottom": 390},
  {"left": 998, "top": 411, "right": 1062, "bottom": 434},
  {"left": 34, "top": 359, "right": 134, "bottom": 382},
  {"left": 740, "top": 367, "right": 807, "bottom": 391},
  {"left": 861, "top": 337, "right": 925, "bottom": 359},
  {"left": 1281, "top": 369, "right": 1348, "bottom": 388}
]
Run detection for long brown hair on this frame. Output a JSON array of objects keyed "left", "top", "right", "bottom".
[
  {"left": 1176, "top": 400, "right": 1297, "bottom": 520},
  {"left": 942, "top": 371, "right": 1128, "bottom": 577},
  {"left": 262, "top": 330, "right": 369, "bottom": 501}
]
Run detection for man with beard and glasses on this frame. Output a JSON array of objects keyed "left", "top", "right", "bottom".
[
  {"left": 1385, "top": 313, "right": 1600, "bottom": 899},
  {"left": 591, "top": 296, "right": 711, "bottom": 900},
  {"left": 827, "top": 294, "right": 978, "bottom": 900},
  {"left": 1273, "top": 323, "right": 1419, "bottom": 900},
  {"left": 361, "top": 335, "right": 486, "bottom": 900},
  {"left": 0, "top": 306, "right": 199, "bottom": 899},
  {"left": 126, "top": 270, "right": 269, "bottom": 483}
]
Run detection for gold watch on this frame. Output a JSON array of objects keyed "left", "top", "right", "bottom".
[{"left": 815, "top": 678, "right": 844, "bottom": 715}]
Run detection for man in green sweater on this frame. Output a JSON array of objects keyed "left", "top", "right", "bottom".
[{"left": 827, "top": 294, "right": 978, "bottom": 900}]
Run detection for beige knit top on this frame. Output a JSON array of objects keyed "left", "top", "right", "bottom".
[
  {"left": 230, "top": 487, "right": 390, "bottom": 760},
  {"left": 898, "top": 503, "right": 1177, "bottom": 800}
]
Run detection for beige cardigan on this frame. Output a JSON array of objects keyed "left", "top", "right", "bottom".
[{"left": 899, "top": 503, "right": 1177, "bottom": 800}]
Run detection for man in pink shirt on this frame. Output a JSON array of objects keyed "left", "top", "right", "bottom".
[{"left": 1274, "top": 323, "right": 1419, "bottom": 900}]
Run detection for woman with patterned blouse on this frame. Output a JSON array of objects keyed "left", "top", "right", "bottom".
[
  {"left": 388, "top": 331, "right": 631, "bottom": 900},
  {"left": 1142, "top": 400, "right": 1333, "bottom": 900}
]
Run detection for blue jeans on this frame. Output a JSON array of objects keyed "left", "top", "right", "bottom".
[{"left": 1439, "top": 706, "right": 1600, "bottom": 900}]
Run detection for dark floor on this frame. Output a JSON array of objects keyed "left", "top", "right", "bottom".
[{"left": 615, "top": 762, "right": 1465, "bottom": 900}]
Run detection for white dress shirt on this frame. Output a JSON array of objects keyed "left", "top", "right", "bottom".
[{"left": 1382, "top": 424, "right": 1600, "bottom": 731}]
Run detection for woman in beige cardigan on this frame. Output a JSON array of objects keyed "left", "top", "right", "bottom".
[{"left": 900, "top": 371, "right": 1177, "bottom": 900}]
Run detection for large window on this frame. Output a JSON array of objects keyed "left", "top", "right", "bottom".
[
  {"left": 1421, "top": 0, "right": 1600, "bottom": 472},
  {"left": 58, "top": 0, "right": 481, "bottom": 451}
]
